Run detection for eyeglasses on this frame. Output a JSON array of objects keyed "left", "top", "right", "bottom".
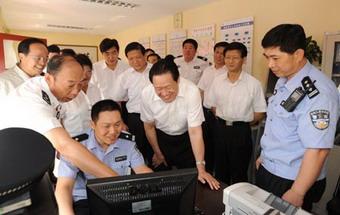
[{"left": 27, "top": 55, "right": 48, "bottom": 63}]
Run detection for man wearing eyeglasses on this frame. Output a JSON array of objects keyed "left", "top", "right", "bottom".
[{"left": 0, "top": 37, "right": 48, "bottom": 96}]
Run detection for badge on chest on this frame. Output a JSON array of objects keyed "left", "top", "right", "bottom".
[{"left": 115, "top": 155, "right": 127, "bottom": 162}]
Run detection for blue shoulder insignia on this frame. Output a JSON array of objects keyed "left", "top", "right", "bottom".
[
  {"left": 72, "top": 133, "right": 89, "bottom": 142},
  {"left": 119, "top": 131, "right": 135, "bottom": 142},
  {"left": 197, "top": 55, "right": 208, "bottom": 61},
  {"left": 301, "top": 76, "right": 319, "bottom": 99}
]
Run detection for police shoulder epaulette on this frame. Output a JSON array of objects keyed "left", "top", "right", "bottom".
[
  {"left": 176, "top": 55, "right": 183, "bottom": 58},
  {"left": 42, "top": 90, "right": 51, "bottom": 105},
  {"left": 197, "top": 55, "right": 208, "bottom": 61},
  {"left": 301, "top": 76, "right": 319, "bottom": 99},
  {"left": 119, "top": 132, "right": 135, "bottom": 142},
  {"left": 72, "top": 133, "right": 89, "bottom": 142}
]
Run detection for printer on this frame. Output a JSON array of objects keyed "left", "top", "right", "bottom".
[{"left": 223, "top": 183, "right": 311, "bottom": 215}]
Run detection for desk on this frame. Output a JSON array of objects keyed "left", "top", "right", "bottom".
[{"left": 195, "top": 182, "right": 228, "bottom": 215}]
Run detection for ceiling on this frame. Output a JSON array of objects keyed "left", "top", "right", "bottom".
[{"left": 0, "top": 0, "right": 218, "bottom": 36}]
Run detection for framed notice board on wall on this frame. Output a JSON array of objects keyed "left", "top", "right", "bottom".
[{"left": 57, "top": 44, "right": 98, "bottom": 63}]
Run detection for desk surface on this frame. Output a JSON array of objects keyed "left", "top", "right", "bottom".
[{"left": 196, "top": 182, "right": 227, "bottom": 215}]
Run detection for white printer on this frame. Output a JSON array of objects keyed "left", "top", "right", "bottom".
[{"left": 223, "top": 183, "right": 311, "bottom": 215}]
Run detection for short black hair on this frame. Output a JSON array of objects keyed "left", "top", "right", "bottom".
[
  {"left": 91, "top": 99, "right": 122, "bottom": 123},
  {"left": 147, "top": 53, "right": 161, "bottom": 61},
  {"left": 18, "top": 38, "right": 47, "bottom": 55},
  {"left": 145, "top": 48, "right": 155, "bottom": 55},
  {"left": 47, "top": 44, "right": 60, "bottom": 53},
  {"left": 60, "top": 48, "right": 76, "bottom": 57},
  {"left": 75, "top": 54, "right": 93, "bottom": 70},
  {"left": 149, "top": 55, "right": 179, "bottom": 83},
  {"left": 47, "top": 55, "right": 79, "bottom": 75},
  {"left": 182, "top": 38, "right": 198, "bottom": 50},
  {"left": 99, "top": 38, "right": 119, "bottom": 53},
  {"left": 125, "top": 42, "right": 145, "bottom": 57},
  {"left": 223, "top": 42, "right": 248, "bottom": 58},
  {"left": 214, "top": 41, "right": 229, "bottom": 51},
  {"left": 261, "top": 24, "right": 306, "bottom": 54}
]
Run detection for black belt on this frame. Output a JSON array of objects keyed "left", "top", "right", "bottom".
[
  {"left": 216, "top": 117, "right": 249, "bottom": 126},
  {"left": 203, "top": 106, "right": 214, "bottom": 114}
]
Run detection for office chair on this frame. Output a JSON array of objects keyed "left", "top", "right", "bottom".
[
  {"left": 327, "top": 174, "right": 340, "bottom": 215},
  {"left": 0, "top": 128, "right": 57, "bottom": 215}
]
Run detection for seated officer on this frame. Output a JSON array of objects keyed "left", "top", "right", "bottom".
[{"left": 55, "top": 99, "right": 152, "bottom": 215}]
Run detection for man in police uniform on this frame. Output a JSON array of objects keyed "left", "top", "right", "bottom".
[
  {"left": 174, "top": 38, "right": 209, "bottom": 85},
  {"left": 0, "top": 55, "right": 119, "bottom": 180},
  {"left": 256, "top": 24, "right": 339, "bottom": 212},
  {"left": 56, "top": 100, "right": 152, "bottom": 215},
  {"left": 197, "top": 41, "right": 228, "bottom": 173},
  {"left": 0, "top": 37, "right": 48, "bottom": 96},
  {"left": 140, "top": 57, "right": 220, "bottom": 190},
  {"left": 112, "top": 42, "right": 153, "bottom": 165},
  {"left": 209, "top": 42, "right": 266, "bottom": 184}
]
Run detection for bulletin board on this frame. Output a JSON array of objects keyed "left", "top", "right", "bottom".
[
  {"left": 168, "top": 30, "right": 187, "bottom": 57},
  {"left": 151, "top": 34, "right": 167, "bottom": 58},
  {"left": 58, "top": 44, "right": 98, "bottom": 63},
  {"left": 139, "top": 37, "right": 150, "bottom": 49},
  {"left": 189, "top": 24, "right": 215, "bottom": 63},
  {"left": 220, "top": 17, "right": 254, "bottom": 73}
]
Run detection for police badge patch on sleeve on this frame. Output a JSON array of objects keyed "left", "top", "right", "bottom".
[{"left": 310, "top": 110, "right": 330, "bottom": 130}]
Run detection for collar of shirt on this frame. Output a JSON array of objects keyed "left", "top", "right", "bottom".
[
  {"left": 213, "top": 64, "right": 226, "bottom": 72},
  {"left": 14, "top": 64, "right": 31, "bottom": 80},
  {"left": 277, "top": 61, "right": 311, "bottom": 92},
  {"left": 99, "top": 60, "right": 109, "bottom": 70},
  {"left": 225, "top": 70, "right": 246, "bottom": 83},
  {"left": 131, "top": 63, "right": 151, "bottom": 74},
  {"left": 152, "top": 77, "right": 186, "bottom": 102},
  {"left": 86, "top": 129, "right": 121, "bottom": 154}
]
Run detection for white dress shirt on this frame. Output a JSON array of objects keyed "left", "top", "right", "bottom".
[
  {"left": 111, "top": 64, "right": 152, "bottom": 114},
  {"left": 174, "top": 56, "right": 209, "bottom": 85},
  {"left": 197, "top": 65, "right": 226, "bottom": 108},
  {"left": 140, "top": 77, "right": 204, "bottom": 135},
  {"left": 0, "top": 64, "right": 31, "bottom": 96},
  {"left": 91, "top": 60, "right": 129, "bottom": 99},
  {"left": 209, "top": 71, "right": 267, "bottom": 122},
  {"left": 62, "top": 91, "right": 92, "bottom": 137},
  {"left": 86, "top": 83, "right": 103, "bottom": 106},
  {"left": 0, "top": 76, "right": 62, "bottom": 134}
]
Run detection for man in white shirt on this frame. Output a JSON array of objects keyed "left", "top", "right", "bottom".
[
  {"left": 0, "top": 55, "right": 119, "bottom": 179},
  {"left": 141, "top": 57, "right": 220, "bottom": 190},
  {"left": 91, "top": 38, "right": 129, "bottom": 99},
  {"left": 197, "top": 41, "right": 228, "bottom": 173},
  {"left": 112, "top": 42, "right": 153, "bottom": 165},
  {"left": 0, "top": 37, "right": 48, "bottom": 96},
  {"left": 174, "top": 38, "right": 209, "bottom": 85},
  {"left": 62, "top": 54, "right": 103, "bottom": 138},
  {"left": 209, "top": 42, "right": 267, "bottom": 184}
]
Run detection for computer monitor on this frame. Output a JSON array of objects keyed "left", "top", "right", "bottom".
[{"left": 86, "top": 168, "right": 198, "bottom": 215}]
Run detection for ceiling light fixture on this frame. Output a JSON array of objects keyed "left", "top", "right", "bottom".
[
  {"left": 81, "top": 0, "right": 139, "bottom": 9},
  {"left": 47, "top": 24, "right": 92, "bottom": 30}
]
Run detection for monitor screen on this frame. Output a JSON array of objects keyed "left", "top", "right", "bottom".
[{"left": 86, "top": 168, "right": 198, "bottom": 215}]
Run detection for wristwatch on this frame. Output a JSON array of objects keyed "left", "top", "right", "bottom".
[{"left": 196, "top": 160, "right": 206, "bottom": 165}]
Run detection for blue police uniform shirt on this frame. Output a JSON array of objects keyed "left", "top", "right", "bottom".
[
  {"left": 260, "top": 61, "right": 339, "bottom": 181},
  {"left": 58, "top": 129, "right": 145, "bottom": 202}
]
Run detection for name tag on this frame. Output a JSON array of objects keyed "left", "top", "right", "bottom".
[
  {"left": 115, "top": 155, "right": 127, "bottom": 162},
  {"left": 193, "top": 66, "right": 200, "bottom": 69}
]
